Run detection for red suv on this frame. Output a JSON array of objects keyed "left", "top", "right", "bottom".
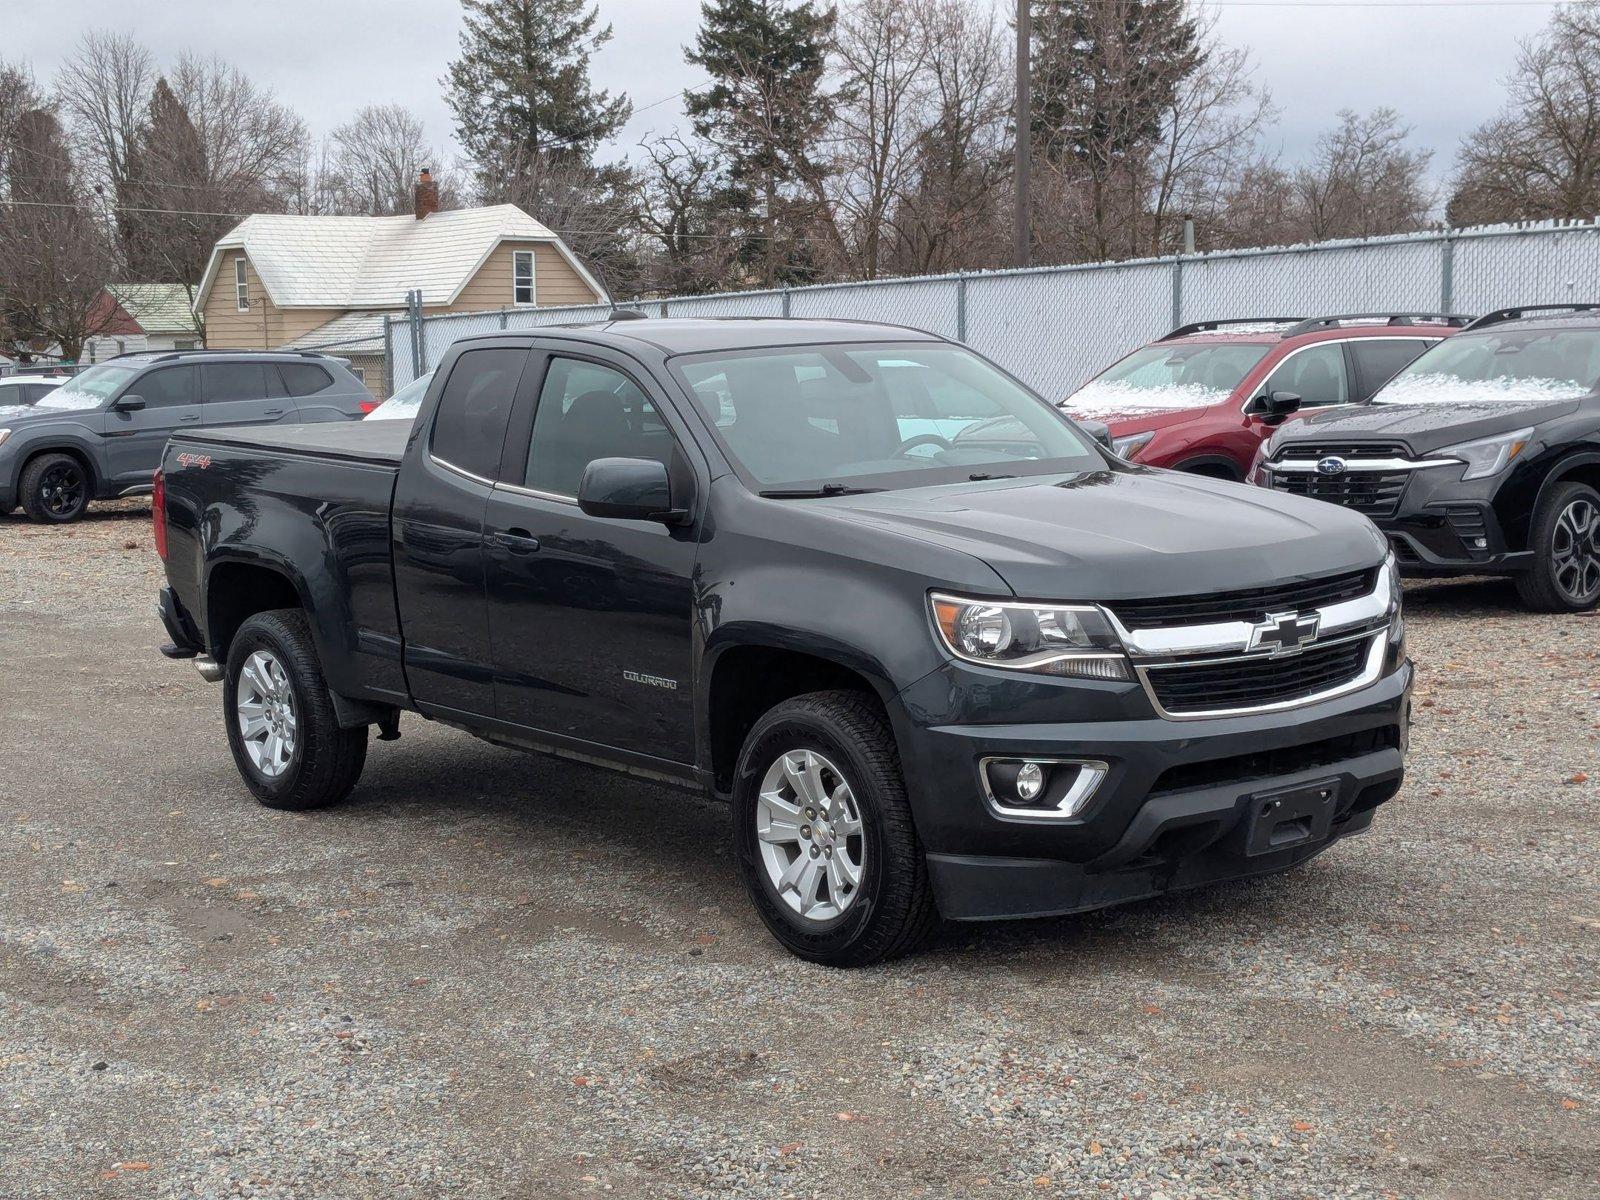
[{"left": 1061, "top": 314, "right": 1467, "bottom": 478}]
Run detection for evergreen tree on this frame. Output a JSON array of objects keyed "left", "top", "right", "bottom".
[
  {"left": 445, "top": 0, "right": 631, "bottom": 176},
  {"left": 685, "top": 0, "right": 837, "bottom": 285},
  {"left": 120, "top": 78, "right": 212, "bottom": 282}
]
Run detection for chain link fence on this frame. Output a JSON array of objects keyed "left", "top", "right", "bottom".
[{"left": 385, "top": 220, "right": 1600, "bottom": 400}]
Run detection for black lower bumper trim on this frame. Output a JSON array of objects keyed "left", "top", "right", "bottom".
[
  {"left": 927, "top": 749, "right": 1400, "bottom": 921},
  {"left": 156, "top": 586, "right": 202, "bottom": 657}
]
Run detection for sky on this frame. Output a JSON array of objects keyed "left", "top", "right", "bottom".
[{"left": 6, "top": 0, "right": 1567, "bottom": 191}]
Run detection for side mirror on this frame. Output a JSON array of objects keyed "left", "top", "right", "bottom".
[
  {"left": 112, "top": 394, "right": 146, "bottom": 412},
  {"left": 1077, "top": 419, "right": 1115, "bottom": 453},
  {"left": 1254, "top": 390, "right": 1301, "bottom": 424},
  {"left": 577, "top": 457, "right": 688, "bottom": 524}
]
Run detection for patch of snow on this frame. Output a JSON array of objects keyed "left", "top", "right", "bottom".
[
  {"left": 1375, "top": 373, "right": 1589, "bottom": 406},
  {"left": 1062, "top": 380, "right": 1227, "bottom": 416}
]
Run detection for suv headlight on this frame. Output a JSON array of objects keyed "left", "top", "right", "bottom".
[
  {"left": 1440, "top": 427, "right": 1534, "bottom": 481},
  {"left": 0, "top": 428, "right": 11, "bottom": 448},
  {"left": 1112, "top": 430, "right": 1155, "bottom": 460},
  {"left": 930, "top": 593, "right": 1131, "bottom": 680}
]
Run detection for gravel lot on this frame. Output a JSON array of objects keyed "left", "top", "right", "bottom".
[{"left": 2, "top": 500, "right": 1596, "bottom": 1200}]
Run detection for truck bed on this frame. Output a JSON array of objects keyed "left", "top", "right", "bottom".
[{"left": 175, "top": 419, "right": 409, "bottom": 466}]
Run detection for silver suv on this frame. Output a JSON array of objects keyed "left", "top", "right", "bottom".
[{"left": 0, "top": 351, "right": 372, "bottom": 523}]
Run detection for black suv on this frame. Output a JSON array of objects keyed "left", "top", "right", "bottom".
[
  {"left": 0, "top": 350, "right": 372, "bottom": 523},
  {"left": 1254, "top": 305, "right": 1600, "bottom": 611}
]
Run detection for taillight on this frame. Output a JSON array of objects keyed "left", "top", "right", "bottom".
[
  {"left": 358, "top": 398, "right": 378, "bottom": 414},
  {"left": 152, "top": 468, "right": 168, "bottom": 560}
]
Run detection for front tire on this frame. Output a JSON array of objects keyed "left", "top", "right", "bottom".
[
  {"left": 19, "top": 452, "right": 90, "bottom": 523},
  {"left": 1515, "top": 481, "right": 1600, "bottom": 612},
  {"left": 732, "top": 690, "right": 937, "bottom": 967},
  {"left": 223, "top": 609, "right": 367, "bottom": 810}
]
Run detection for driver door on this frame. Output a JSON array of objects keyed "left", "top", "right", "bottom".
[{"left": 104, "top": 365, "right": 201, "bottom": 484}]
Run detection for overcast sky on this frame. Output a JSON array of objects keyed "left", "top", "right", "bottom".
[{"left": 10, "top": 0, "right": 1564, "bottom": 191}]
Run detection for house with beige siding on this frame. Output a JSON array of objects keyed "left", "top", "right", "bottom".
[{"left": 192, "top": 173, "right": 607, "bottom": 393}]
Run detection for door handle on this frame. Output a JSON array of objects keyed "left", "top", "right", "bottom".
[
  {"left": 492, "top": 528, "right": 541, "bottom": 554},
  {"left": 179, "top": 414, "right": 200, "bottom": 422},
  {"left": 262, "top": 408, "right": 285, "bottom": 417}
]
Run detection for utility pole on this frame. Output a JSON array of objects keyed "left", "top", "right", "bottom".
[{"left": 1013, "top": 0, "right": 1032, "bottom": 268}]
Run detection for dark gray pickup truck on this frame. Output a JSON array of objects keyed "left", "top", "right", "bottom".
[{"left": 155, "top": 318, "right": 1410, "bottom": 965}]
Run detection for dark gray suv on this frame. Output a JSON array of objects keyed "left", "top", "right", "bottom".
[{"left": 0, "top": 350, "right": 373, "bottom": 523}]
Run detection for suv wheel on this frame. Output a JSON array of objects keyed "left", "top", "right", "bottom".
[
  {"left": 224, "top": 609, "right": 368, "bottom": 810},
  {"left": 19, "top": 453, "right": 90, "bottom": 523},
  {"left": 1516, "top": 481, "right": 1600, "bottom": 612},
  {"left": 732, "top": 690, "right": 937, "bottom": 966}
]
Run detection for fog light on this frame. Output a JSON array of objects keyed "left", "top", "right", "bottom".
[
  {"left": 1472, "top": 536, "right": 1487, "bottom": 549},
  {"left": 1015, "top": 761, "right": 1045, "bottom": 801}
]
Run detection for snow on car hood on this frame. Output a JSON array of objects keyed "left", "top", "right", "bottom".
[
  {"left": 0, "top": 404, "right": 31, "bottom": 421},
  {"left": 1061, "top": 380, "right": 1228, "bottom": 419},
  {"left": 1376, "top": 373, "right": 1590, "bottom": 406}
]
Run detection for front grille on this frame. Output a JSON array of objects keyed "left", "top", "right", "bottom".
[
  {"left": 1145, "top": 636, "right": 1373, "bottom": 715},
  {"left": 1150, "top": 726, "right": 1400, "bottom": 796},
  {"left": 1110, "top": 568, "right": 1377, "bottom": 630},
  {"left": 1270, "top": 470, "right": 1410, "bottom": 518},
  {"left": 1276, "top": 441, "right": 1409, "bottom": 459}
]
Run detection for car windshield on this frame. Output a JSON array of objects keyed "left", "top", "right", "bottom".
[
  {"left": 34, "top": 364, "right": 138, "bottom": 411},
  {"left": 1376, "top": 329, "right": 1600, "bottom": 405},
  {"left": 1066, "top": 341, "right": 1273, "bottom": 414},
  {"left": 673, "top": 342, "right": 1102, "bottom": 492},
  {"left": 365, "top": 371, "right": 433, "bottom": 420}
]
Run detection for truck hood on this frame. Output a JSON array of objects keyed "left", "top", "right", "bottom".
[
  {"left": 821, "top": 469, "right": 1385, "bottom": 600},
  {"left": 1274, "top": 398, "right": 1581, "bottom": 455}
]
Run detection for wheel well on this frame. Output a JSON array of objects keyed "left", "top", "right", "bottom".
[
  {"left": 1549, "top": 460, "right": 1600, "bottom": 494},
  {"left": 206, "top": 563, "right": 303, "bottom": 661},
  {"left": 21, "top": 445, "right": 97, "bottom": 492},
  {"left": 1176, "top": 459, "right": 1241, "bottom": 481},
  {"left": 1501, "top": 458, "right": 1600, "bottom": 549},
  {"left": 708, "top": 646, "right": 881, "bottom": 792}
]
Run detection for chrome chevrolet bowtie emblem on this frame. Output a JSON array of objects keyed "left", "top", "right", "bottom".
[
  {"left": 1316, "top": 455, "right": 1348, "bottom": 476},
  {"left": 1248, "top": 610, "right": 1321, "bottom": 655}
]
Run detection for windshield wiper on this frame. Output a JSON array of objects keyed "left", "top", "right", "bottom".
[
  {"left": 758, "top": 483, "right": 885, "bottom": 499},
  {"left": 966, "top": 472, "right": 1017, "bottom": 481}
]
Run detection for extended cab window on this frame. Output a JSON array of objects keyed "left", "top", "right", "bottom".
[
  {"left": 1260, "top": 343, "right": 1349, "bottom": 407},
  {"left": 430, "top": 348, "right": 526, "bottom": 480},
  {"left": 524, "top": 358, "right": 674, "bottom": 497},
  {"left": 134, "top": 366, "right": 197, "bottom": 407}
]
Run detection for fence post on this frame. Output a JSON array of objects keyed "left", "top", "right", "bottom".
[
  {"left": 382, "top": 314, "right": 392, "bottom": 395},
  {"left": 956, "top": 274, "right": 968, "bottom": 343},
  {"left": 1171, "top": 255, "right": 1184, "bottom": 331},
  {"left": 500, "top": 308, "right": 508, "bottom": 330},
  {"left": 1440, "top": 231, "right": 1456, "bottom": 313},
  {"left": 781, "top": 287, "right": 792, "bottom": 318}
]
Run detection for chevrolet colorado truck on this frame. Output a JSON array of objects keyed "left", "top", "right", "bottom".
[{"left": 154, "top": 318, "right": 1410, "bottom": 965}]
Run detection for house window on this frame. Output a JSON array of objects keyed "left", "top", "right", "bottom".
[
  {"left": 513, "top": 250, "right": 535, "bottom": 306},
  {"left": 349, "top": 365, "right": 367, "bottom": 383},
  {"left": 235, "top": 258, "right": 249, "bottom": 311}
]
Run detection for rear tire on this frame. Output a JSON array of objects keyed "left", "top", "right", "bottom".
[
  {"left": 732, "top": 690, "right": 937, "bottom": 967},
  {"left": 19, "top": 452, "right": 90, "bottom": 523},
  {"left": 223, "top": 609, "right": 367, "bottom": 810},
  {"left": 1515, "top": 481, "right": 1600, "bottom": 612}
]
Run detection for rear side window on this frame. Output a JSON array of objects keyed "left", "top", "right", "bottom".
[
  {"left": 202, "top": 363, "right": 279, "bottom": 402},
  {"left": 25, "top": 384, "right": 55, "bottom": 403},
  {"left": 279, "top": 362, "right": 335, "bottom": 396},
  {"left": 431, "top": 348, "right": 527, "bottom": 480},
  {"left": 1349, "top": 339, "right": 1434, "bottom": 400},
  {"left": 134, "top": 366, "right": 197, "bottom": 408}
]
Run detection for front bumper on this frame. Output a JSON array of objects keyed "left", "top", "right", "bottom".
[{"left": 893, "top": 658, "right": 1410, "bottom": 921}]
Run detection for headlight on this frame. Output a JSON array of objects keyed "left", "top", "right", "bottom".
[
  {"left": 930, "top": 593, "right": 1131, "bottom": 679},
  {"left": 1111, "top": 430, "right": 1155, "bottom": 460},
  {"left": 1440, "top": 427, "right": 1534, "bottom": 481},
  {"left": 1385, "top": 550, "right": 1403, "bottom": 615},
  {"left": 0, "top": 428, "right": 11, "bottom": 448}
]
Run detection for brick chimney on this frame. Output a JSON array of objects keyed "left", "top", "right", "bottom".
[{"left": 413, "top": 168, "right": 439, "bottom": 220}]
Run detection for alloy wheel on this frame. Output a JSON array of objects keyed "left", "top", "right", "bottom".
[
  {"left": 755, "top": 749, "right": 867, "bottom": 922},
  {"left": 39, "top": 462, "right": 85, "bottom": 519},
  {"left": 1552, "top": 497, "right": 1600, "bottom": 603},
  {"left": 236, "top": 650, "right": 298, "bottom": 778}
]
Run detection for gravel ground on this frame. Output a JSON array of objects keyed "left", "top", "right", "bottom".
[{"left": 1, "top": 500, "right": 1596, "bottom": 1200}]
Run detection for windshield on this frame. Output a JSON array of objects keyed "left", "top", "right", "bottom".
[
  {"left": 365, "top": 371, "right": 433, "bottom": 420},
  {"left": 674, "top": 342, "right": 1101, "bottom": 491},
  {"left": 34, "top": 364, "right": 138, "bottom": 411},
  {"left": 1067, "top": 342, "right": 1272, "bottom": 413},
  {"left": 1376, "top": 329, "right": 1600, "bottom": 405}
]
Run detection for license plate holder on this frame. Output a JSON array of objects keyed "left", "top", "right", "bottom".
[{"left": 1243, "top": 779, "right": 1338, "bottom": 856}]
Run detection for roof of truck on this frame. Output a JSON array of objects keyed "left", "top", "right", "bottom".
[{"left": 458, "top": 317, "right": 945, "bottom": 357}]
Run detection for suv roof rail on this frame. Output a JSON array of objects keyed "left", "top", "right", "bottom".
[
  {"left": 1162, "top": 317, "right": 1305, "bottom": 340},
  {"left": 1460, "top": 303, "right": 1600, "bottom": 332},
  {"left": 1281, "top": 312, "right": 1472, "bottom": 337}
]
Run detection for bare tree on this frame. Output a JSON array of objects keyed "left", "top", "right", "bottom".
[
  {"left": 1291, "top": 108, "right": 1433, "bottom": 240},
  {"left": 635, "top": 134, "right": 741, "bottom": 294},
  {"left": 53, "top": 31, "right": 154, "bottom": 199},
  {"left": 1450, "top": 0, "right": 1600, "bottom": 225},
  {"left": 322, "top": 104, "right": 456, "bottom": 215}
]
